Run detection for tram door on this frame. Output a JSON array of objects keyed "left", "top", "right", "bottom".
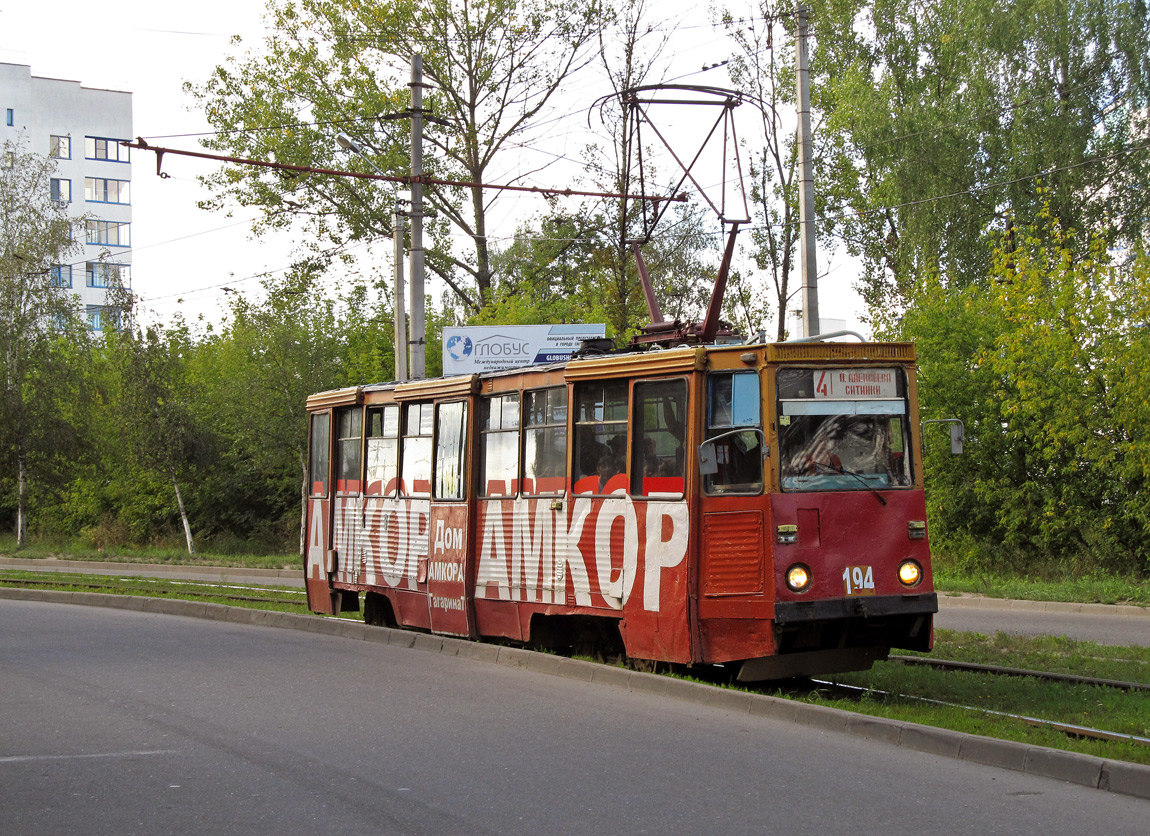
[
  {"left": 304, "top": 410, "right": 338, "bottom": 614},
  {"left": 697, "top": 371, "right": 774, "bottom": 622},
  {"left": 425, "top": 400, "right": 476, "bottom": 637}
]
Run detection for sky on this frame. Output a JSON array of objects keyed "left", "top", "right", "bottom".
[{"left": 0, "top": 0, "right": 867, "bottom": 337}]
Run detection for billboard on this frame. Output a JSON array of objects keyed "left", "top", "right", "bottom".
[{"left": 442, "top": 324, "right": 607, "bottom": 375}]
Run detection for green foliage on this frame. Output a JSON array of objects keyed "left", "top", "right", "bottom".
[
  {"left": 189, "top": 0, "right": 606, "bottom": 312},
  {"left": 810, "top": 0, "right": 1150, "bottom": 310},
  {"left": 0, "top": 141, "right": 91, "bottom": 545},
  {"left": 903, "top": 203, "right": 1150, "bottom": 575}
]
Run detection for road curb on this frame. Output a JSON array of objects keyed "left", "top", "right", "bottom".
[
  {"left": 4, "top": 586, "right": 1149, "bottom": 802},
  {"left": 938, "top": 594, "right": 1149, "bottom": 617}
]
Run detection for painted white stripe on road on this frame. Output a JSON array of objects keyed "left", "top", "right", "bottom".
[{"left": 0, "top": 749, "right": 178, "bottom": 764}]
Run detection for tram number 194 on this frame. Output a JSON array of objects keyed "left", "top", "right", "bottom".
[{"left": 842, "top": 565, "right": 875, "bottom": 596}]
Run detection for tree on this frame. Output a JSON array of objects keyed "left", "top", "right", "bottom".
[
  {"left": 0, "top": 141, "right": 87, "bottom": 546},
  {"left": 191, "top": 265, "right": 389, "bottom": 555},
  {"left": 481, "top": 211, "right": 612, "bottom": 326},
  {"left": 189, "top": 0, "right": 606, "bottom": 314},
  {"left": 722, "top": 5, "right": 804, "bottom": 340},
  {"left": 902, "top": 204, "right": 1150, "bottom": 575},
  {"left": 110, "top": 310, "right": 207, "bottom": 554},
  {"left": 808, "top": 0, "right": 1150, "bottom": 315}
]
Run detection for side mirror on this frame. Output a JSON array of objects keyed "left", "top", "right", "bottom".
[
  {"left": 698, "top": 442, "right": 718, "bottom": 475},
  {"left": 921, "top": 418, "right": 965, "bottom": 456},
  {"left": 697, "top": 428, "right": 768, "bottom": 476}
]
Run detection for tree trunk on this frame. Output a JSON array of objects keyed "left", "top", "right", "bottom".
[
  {"left": 16, "top": 448, "right": 28, "bottom": 547},
  {"left": 171, "top": 470, "right": 195, "bottom": 554}
]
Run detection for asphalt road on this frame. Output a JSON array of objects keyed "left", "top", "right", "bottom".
[
  {"left": 935, "top": 599, "right": 1150, "bottom": 647},
  {"left": 2, "top": 599, "right": 1147, "bottom": 835}
]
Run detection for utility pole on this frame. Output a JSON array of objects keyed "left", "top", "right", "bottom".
[
  {"left": 409, "top": 55, "right": 427, "bottom": 379},
  {"left": 393, "top": 205, "right": 408, "bottom": 381},
  {"left": 796, "top": 5, "right": 820, "bottom": 338}
]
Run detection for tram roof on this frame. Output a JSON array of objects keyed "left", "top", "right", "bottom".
[{"left": 305, "top": 340, "right": 916, "bottom": 409}]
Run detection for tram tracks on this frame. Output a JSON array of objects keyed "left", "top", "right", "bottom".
[
  {"left": 0, "top": 573, "right": 308, "bottom": 608},
  {"left": 807, "top": 676, "right": 1150, "bottom": 748}
]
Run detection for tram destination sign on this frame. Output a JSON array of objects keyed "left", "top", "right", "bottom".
[
  {"left": 813, "top": 368, "right": 900, "bottom": 399},
  {"left": 443, "top": 324, "right": 607, "bottom": 374}
]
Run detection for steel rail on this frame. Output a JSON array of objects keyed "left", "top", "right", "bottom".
[
  {"left": 889, "top": 654, "right": 1150, "bottom": 693},
  {"left": 813, "top": 678, "right": 1150, "bottom": 748},
  {"left": 0, "top": 576, "right": 306, "bottom": 608}
]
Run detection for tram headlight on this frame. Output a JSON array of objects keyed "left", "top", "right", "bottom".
[
  {"left": 785, "top": 563, "right": 812, "bottom": 593},
  {"left": 898, "top": 559, "right": 923, "bottom": 588}
]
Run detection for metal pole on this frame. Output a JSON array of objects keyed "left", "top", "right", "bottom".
[
  {"left": 393, "top": 206, "right": 408, "bottom": 381},
  {"left": 796, "top": 6, "right": 820, "bottom": 338},
  {"left": 409, "top": 55, "right": 427, "bottom": 378}
]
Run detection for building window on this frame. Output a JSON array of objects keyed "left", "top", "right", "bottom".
[
  {"left": 86, "top": 220, "right": 130, "bottom": 247},
  {"left": 86, "top": 305, "right": 120, "bottom": 331},
  {"left": 50, "top": 178, "right": 72, "bottom": 203},
  {"left": 5, "top": 109, "right": 12, "bottom": 127},
  {"left": 85, "top": 136, "right": 129, "bottom": 163},
  {"left": 84, "top": 177, "right": 130, "bottom": 204},
  {"left": 49, "top": 135, "right": 71, "bottom": 159},
  {"left": 50, "top": 265, "right": 73, "bottom": 288},
  {"left": 85, "top": 262, "right": 130, "bottom": 288}
]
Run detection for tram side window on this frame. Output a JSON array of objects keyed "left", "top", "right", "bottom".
[
  {"left": 704, "top": 371, "right": 764, "bottom": 494},
  {"left": 365, "top": 405, "right": 399, "bottom": 495},
  {"left": 435, "top": 401, "right": 468, "bottom": 500},
  {"left": 480, "top": 394, "right": 520, "bottom": 497},
  {"left": 401, "top": 402, "right": 434, "bottom": 496},
  {"left": 573, "top": 380, "right": 628, "bottom": 495},
  {"left": 631, "top": 380, "right": 686, "bottom": 497},
  {"left": 308, "top": 413, "right": 330, "bottom": 497},
  {"left": 523, "top": 387, "right": 567, "bottom": 495},
  {"left": 335, "top": 406, "right": 363, "bottom": 494}
]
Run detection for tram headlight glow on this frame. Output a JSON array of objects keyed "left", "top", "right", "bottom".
[
  {"left": 785, "top": 564, "right": 812, "bottom": 593},
  {"left": 898, "top": 560, "right": 923, "bottom": 587}
]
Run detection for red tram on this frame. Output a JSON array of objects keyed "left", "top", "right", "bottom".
[{"left": 303, "top": 339, "right": 936, "bottom": 680}]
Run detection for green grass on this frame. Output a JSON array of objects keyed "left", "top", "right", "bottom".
[
  {"left": 0, "top": 535, "right": 296, "bottom": 570},
  {"left": 934, "top": 566, "right": 1150, "bottom": 606},
  {"left": 0, "top": 570, "right": 311, "bottom": 610},
  {"left": 792, "top": 628, "right": 1150, "bottom": 765}
]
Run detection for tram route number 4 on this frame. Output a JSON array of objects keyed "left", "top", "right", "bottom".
[{"left": 842, "top": 565, "right": 875, "bottom": 596}]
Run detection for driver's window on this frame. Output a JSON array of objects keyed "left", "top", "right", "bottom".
[{"left": 704, "top": 372, "right": 764, "bottom": 494}]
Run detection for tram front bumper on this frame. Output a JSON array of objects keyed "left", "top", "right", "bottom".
[{"left": 773, "top": 592, "right": 938, "bottom": 624}]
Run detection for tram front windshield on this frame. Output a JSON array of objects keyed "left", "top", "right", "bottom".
[{"left": 777, "top": 367, "right": 913, "bottom": 492}]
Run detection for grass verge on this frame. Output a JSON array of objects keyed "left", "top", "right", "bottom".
[
  {"left": 789, "top": 628, "right": 1150, "bottom": 765},
  {"left": 934, "top": 566, "right": 1150, "bottom": 606},
  {"left": 0, "top": 535, "right": 295, "bottom": 570}
]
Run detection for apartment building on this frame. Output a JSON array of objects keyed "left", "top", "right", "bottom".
[{"left": 1, "top": 62, "right": 132, "bottom": 329}]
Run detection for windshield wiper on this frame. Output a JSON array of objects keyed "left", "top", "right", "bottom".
[{"left": 814, "top": 461, "right": 888, "bottom": 506}]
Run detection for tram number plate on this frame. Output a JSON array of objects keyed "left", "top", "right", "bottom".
[{"left": 842, "top": 565, "right": 875, "bottom": 596}]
